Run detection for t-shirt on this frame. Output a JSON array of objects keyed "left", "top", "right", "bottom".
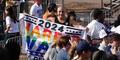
[
  {"left": 87, "top": 20, "right": 106, "bottom": 40},
  {"left": 111, "top": 25, "right": 120, "bottom": 34},
  {"left": 6, "top": 16, "right": 19, "bottom": 33},
  {"left": 55, "top": 17, "right": 70, "bottom": 26},
  {"left": 57, "top": 49, "right": 70, "bottom": 60},
  {"left": 44, "top": 46, "right": 60, "bottom": 60},
  {"left": 30, "top": 3, "right": 42, "bottom": 18}
]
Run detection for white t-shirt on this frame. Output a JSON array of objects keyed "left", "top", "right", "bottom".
[
  {"left": 30, "top": 3, "right": 43, "bottom": 18},
  {"left": 19, "top": 13, "right": 25, "bottom": 33},
  {"left": 6, "top": 16, "right": 19, "bottom": 33},
  {"left": 87, "top": 20, "right": 106, "bottom": 40},
  {"left": 111, "top": 25, "right": 120, "bottom": 34}
]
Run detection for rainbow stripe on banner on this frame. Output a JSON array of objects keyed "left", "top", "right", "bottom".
[{"left": 22, "top": 14, "right": 86, "bottom": 59}]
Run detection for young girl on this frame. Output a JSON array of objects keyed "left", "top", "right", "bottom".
[{"left": 5, "top": 6, "right": 20, "bottom": 39}]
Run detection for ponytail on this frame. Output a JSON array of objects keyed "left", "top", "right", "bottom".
[{"left": 69, "top": 39, "right": 82, "bottom": 59}]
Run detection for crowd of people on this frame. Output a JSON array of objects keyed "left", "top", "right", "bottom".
[{"left": 0, "top": 0, "right": 120, "bottom": 60}]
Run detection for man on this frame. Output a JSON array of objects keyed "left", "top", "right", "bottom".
[
  {"left": 87, "top": 8, "right": 106, "bottom": 44},
  {"left": 30, "top": 0, "right": 43, "bottom": 18},
  {"left": 55, "top": 6, "right": 69, "bottom": 26}
]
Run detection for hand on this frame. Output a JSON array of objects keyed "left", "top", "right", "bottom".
[
  {"left": 111, "top": 47, "right": 117, "bottom": 55},
  {"left": 5, "top": 30, "right": 8, "bottom": 34}
]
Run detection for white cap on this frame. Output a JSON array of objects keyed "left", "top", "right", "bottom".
[{"left": 99, "top": 29, "right": 107, "bottom": 38}]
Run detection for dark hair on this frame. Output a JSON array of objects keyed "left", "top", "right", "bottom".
[
  {"left": 20, "top": 3, "right": 25, "bottom": 13},
  {"left": 47, "top": 3, "right": 57, "bottom": 12},
  {"left": 107, "top": 55, "right": 118, "bottom": 60},
  {"left": 6, "top": 6, "right": 17, "bottom": 23},
  {"left": 67, "top": 10, "right": 76, "bottom": 26},
  {"left": 92, "top": 8, "right": 103, "bottom": 19},
  {"left": 114, "top": 14, "right": 120, "bottom": 27},
  {"left": 5, "top": 40, "right": 20, "bottom": 60},
  {"left": 92, "top": 50, "right": 106, "bottom": 60},
  {"left": 68, "top": 10, "right": 76, "bottom": 17},
  {"left": 112, "top": 33, "right": 120, "bottom": 41},
  {"left": 56, "top": 36, "right": 70, "bottom": 49}
]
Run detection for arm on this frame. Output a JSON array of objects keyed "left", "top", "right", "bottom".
[
  {"left": 5, "top": 24, "right": 10, "bottom": 33},
  {"left": 5, "top": 17, "right": 11, "bottom": 33},
  {"left": 30, "top": 5, "right": 35, "bottom": 16},
  {"left": 44, "top": 47, "right": 52, "bottom": 60}
]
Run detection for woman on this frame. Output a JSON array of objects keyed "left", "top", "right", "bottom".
[
  {"left": 43, "top": 3, "right": 57, "bottom": 22},
  {"left": 44, "top": 36, "right": 70, "bottom": 60},
  {"left": 57, "top": 36, "right": 71, "bottom": 60},
  {"left": 69, "top": 39, "right": 83, "bottom": 60},
  {"left": 67, "top": 10, "right": 86, "bottom": 29},
  {"left": 5, "top": 6, "right": 20, "bottom": 39}
]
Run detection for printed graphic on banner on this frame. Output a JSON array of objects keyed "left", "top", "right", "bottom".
[{"left": 23, "top": 14, "right": 86, "bottom": 59}]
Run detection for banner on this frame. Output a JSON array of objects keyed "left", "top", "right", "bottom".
[{"left": 22, "top": 14, "right": 86, "bottom": 59}]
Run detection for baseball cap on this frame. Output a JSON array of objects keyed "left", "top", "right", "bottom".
[{"left": 76, "top": 41, "right": 98, "bottom": 55}]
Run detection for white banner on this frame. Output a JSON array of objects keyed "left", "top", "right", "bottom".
[{"left": 22, "top": 14, "right": 86, "bottom": 59}]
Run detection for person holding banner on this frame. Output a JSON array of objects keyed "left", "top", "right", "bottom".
[
  {"left": 86, "top": 8, "right": 106, "bottom": 45},
  {"left": 30, "top": 0, "right": 43, "bottom": 18},
  {"left": 5, "top": 6, "right": 20, "bottom": 39},
  {"left": 55, "top": 6, "right": 70, "bottom": 26}
]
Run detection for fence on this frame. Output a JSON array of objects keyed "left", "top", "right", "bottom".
[
  {"left": 103, "top": 0, "right": 120, "bottom": 19},
  {"left": 76, "top": 12, "right": 91, "bottom": 26},
  {"left": 0, "top": 33, "right": 29, "bottom": 60}
]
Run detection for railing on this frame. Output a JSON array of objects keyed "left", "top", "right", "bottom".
[{"left": 103, "top": 0, "right": 120, "bottom": 18}]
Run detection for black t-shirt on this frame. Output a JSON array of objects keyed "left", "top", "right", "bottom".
[{"left": 55, "top": 16, "right": 70, "bottom": 26}]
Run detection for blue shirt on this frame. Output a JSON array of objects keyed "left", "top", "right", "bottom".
[{"left": 57, "top": 49, "right": 70, "bottom": 60}]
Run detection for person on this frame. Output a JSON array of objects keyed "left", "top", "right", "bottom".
[
  {"left": 30, "top": 0, "right": 43, "bottom": 18},
  {"left": 91, "top": 50, "right": 107, "bottom": 60},
  {"left": 69, "top": 39, "right": 83, "bottom": 60},
  {"left": 0, "top": 0, "right": 6, "bottom": 10},
  {"left": 86, "top": 8, "right": 106, "bottom": 45},
  {"left": 67, "top": 10, "right": 86, "bottom": 29},
  {"left": 55, "top": 6, "right": 70, "bottom": 26},
  {"left": 44, "top": 36, "right": 64, "bottom": 60},
  {"left": 57, "top": 36, "right": 71, "bottom": 60},
  {"left": 67, "top": 10, "right": 77, "bottom": 26},
  {"left": 69, "top": 41, "right": 98, "bottom": 60},
  {"left": 19, "top": 2, "right": 26, "bottom": 35},
  {"left": 91, "top": 50, "right": 119, "bottom": 60},
  {"left": 107, "top": 33, "right": 120, "bottom": 56},
  {"left": 5, "top": 6, "right": 20, "bottom": 39},
  {"left": 98, "top": 29, "right": 112, "bottom": 53},
  {"left": 43, "top": 3, "right": 57, "bottom": 22},
  {"left": 111, "top": 14, "right": 120, "bottom": 34}
]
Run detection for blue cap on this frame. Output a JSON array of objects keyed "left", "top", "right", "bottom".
[{"left": 76, "top": 41, "right": 98, "bottom": 55}]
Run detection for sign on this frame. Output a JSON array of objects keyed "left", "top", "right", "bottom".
[{"left": 22, "top": 14, "right": 86, "bottom": 59}]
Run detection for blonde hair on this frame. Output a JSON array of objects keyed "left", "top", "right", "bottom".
[{"left": 69, "top": 39, "right": 83, "bottom": 59}]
